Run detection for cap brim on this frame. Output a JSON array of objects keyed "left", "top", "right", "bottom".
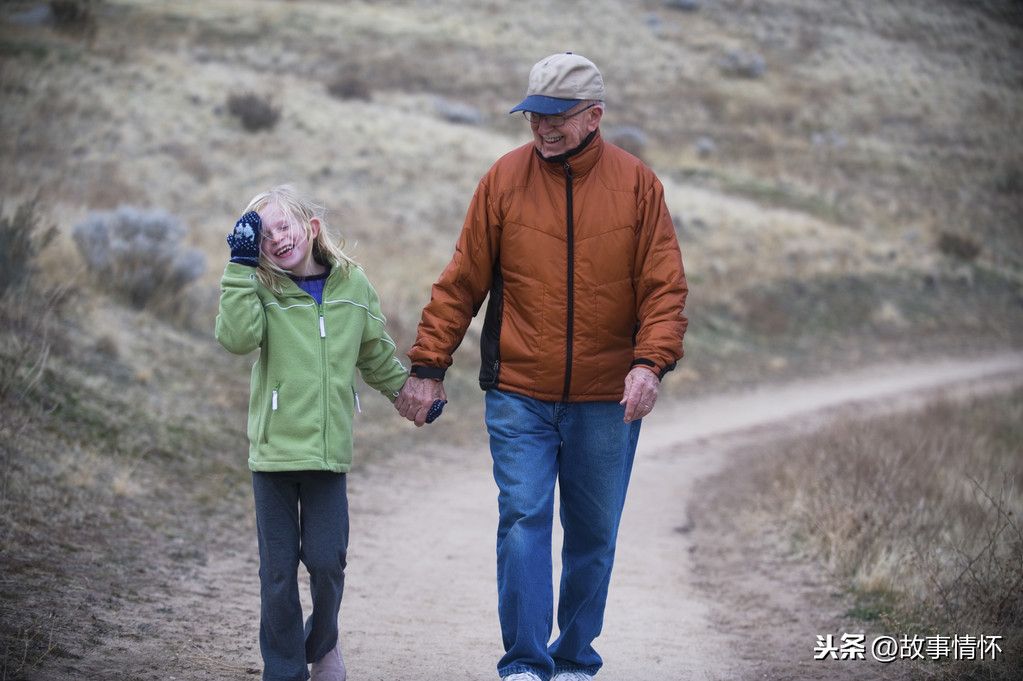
[{"left": 509, "top": 95, "right": 580, "bottom": 115}]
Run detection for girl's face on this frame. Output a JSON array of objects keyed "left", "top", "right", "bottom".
[{"left": 258, "top": 203, "right": 325, "bottom": 277}]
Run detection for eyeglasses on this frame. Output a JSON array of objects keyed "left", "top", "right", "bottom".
[{"left": 522, "top": 104, "right": 598, "bottom": 127}]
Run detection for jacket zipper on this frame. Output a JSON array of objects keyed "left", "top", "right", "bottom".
[
  {"left": 562, "top": 159, "right": 575, "bottom": 401},
  {"left": 319, "top": 308, "right": 329, "bottom": 464}
]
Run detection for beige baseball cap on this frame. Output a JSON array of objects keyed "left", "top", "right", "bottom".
[{"left": 509, "top": 53, "right": 606, "bottom": 115}]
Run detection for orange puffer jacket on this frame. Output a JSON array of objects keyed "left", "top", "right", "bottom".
[{"left": 409, "top": 130, "right": 688, "bottom": 402}]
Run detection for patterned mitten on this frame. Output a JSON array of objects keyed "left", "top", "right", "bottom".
[
  {"left": 226, "top": 211, "right": 262, "bottom": 266},
  {"left": 425, "top": 399, "right": 447, "bottom": 424}
]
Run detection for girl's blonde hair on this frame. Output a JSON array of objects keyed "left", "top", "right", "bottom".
[{"left": 244, "top": 184, "right": 357, "bottom": 293}]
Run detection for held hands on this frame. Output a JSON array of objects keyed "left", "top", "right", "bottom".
[
  {"left": 226, "top": 211, "right": 263, "bottom": 266},
  {"left": 397, "top": 368, "right": 656, "bottom": 425},
  {"left": 395, "top": 376, "right": 448, "bottom": 427},
  {"left": 621, "top": 365, "right": 660, "bottom": 423}
]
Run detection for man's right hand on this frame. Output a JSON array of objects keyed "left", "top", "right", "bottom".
[{"left": 395, "top": 376, "right": 448, "bottom": 427}]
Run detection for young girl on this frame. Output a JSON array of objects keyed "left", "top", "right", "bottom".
[{"left": 216, "top": 184, "right": 409, "bottom": 681}]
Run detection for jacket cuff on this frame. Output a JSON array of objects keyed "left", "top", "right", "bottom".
[
  {"left": 411, "top": 365, "right": 447, "bottom": 381},
  {"left": 632, "top": 358, "right": 676, "bottom": 381}
]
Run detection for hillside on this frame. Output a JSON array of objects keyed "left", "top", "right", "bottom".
[
  {"left": 1, "top": 0, "right": 1022, "bottom": 678},
  {"left": 1, "top": 0, "right": 1021, "bottom": 388}
]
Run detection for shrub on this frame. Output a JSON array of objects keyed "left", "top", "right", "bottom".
[
  {"left": 326, "top": 72, "right": 371, "bottom": 101},
  {"left": 226, "top": 92, "right": 281, "bottom": 132},
  {"left": 0, "top": 200, "right": 66, "bottom": 437},
  {"left": 50, "top": 0, "right": 93, "bottom": 26},
  {"left": 71, "top": 206, "right": 206, "bottom": 309},
  {"left": 0, "top": 199, "right": 58, "bottom": 297},
  {"left": 664, "top": 0, "right": 701, "bottom": 10},
  {"left": 434, "top": 98, "right": 482, "bottom": 125},
  {"left": 756, "top": 392, "right": 1023, "bottom": 679},
  {"left": 937, "top": 231, "right": 981, "bottom": 261},
  {"left": 605, "top": 125, "right": 649, "bottom": 162},
  {"left": 718, "top": 49, "right": 767, "bottom": 79}
]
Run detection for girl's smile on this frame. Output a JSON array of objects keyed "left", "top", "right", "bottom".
[{"left": 270, "top": 243, "right": 295, "bottom": 258}]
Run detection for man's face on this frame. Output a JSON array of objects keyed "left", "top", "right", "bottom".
[{"left": 529, "top": 101, "right": 603, "bottom": 158}]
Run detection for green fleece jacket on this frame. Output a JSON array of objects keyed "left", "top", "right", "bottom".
[{"left": 215, "top": 261, "right": 408, "bottom": 473}]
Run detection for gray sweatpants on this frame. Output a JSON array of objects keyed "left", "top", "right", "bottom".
[{"left": 252, "top": 470, "right": 349, "bottom": 681}]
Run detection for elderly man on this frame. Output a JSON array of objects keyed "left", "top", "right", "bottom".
[{"left": 396, "top": 53, "right": 688, "bottom": 681}]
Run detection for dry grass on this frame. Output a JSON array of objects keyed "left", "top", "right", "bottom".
[
  {"left": 1, "top": 0, "right": 1021, "bottom": 318},
  {"left": 0, "top": 285, "right": 255, "bottom": 676},
  {"left": 746, "top": 391, "right": 1023, "bottom": 680}
]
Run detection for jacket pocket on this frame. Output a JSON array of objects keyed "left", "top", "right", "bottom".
[{"left": 261, "top": 381, "right": 280, "bottom": 444}]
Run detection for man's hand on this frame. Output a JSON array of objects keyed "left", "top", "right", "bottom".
[
  {"left": 620, "top": 366, "right": 660, "bottom": 423},
  {"left": 395, "top": 376, "right": 448, "bottom": 427}
]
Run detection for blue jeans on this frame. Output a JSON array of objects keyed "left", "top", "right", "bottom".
[
  {"left": 485, "top": 389, "right": 641, "bottom": 680},
  {"left": 252, "top": 471, "right": 349, "bottom": 681}
]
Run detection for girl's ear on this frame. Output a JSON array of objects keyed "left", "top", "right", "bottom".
[{"left": 308, "top": 217, "right": 322, "bottom": 240}]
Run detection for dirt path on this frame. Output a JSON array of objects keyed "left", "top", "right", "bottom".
[{"left": 155, "top": 352, "right": 1023, "bottom": 680}]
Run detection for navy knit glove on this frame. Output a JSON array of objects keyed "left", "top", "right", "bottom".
[{"left": 226, "top": 211, "right": 262, "bottom": 266}]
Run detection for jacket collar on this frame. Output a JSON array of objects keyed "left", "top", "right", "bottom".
[
  {"left": 535, "top": 129, "right": 602, "bottom": 177},
  {"left": 278, "top": 261, "right": 338, "bottom": 298}
]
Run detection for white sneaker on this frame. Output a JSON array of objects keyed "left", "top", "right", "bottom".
[
  {"left": 310, "top": 640, "right": 346, "bottom": 681},
  {"left": 552, "top": 673, "right": 593, "bottom": 681},
  {"left": 503, "top": 673, "right": 542, "bottom": 681}
]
